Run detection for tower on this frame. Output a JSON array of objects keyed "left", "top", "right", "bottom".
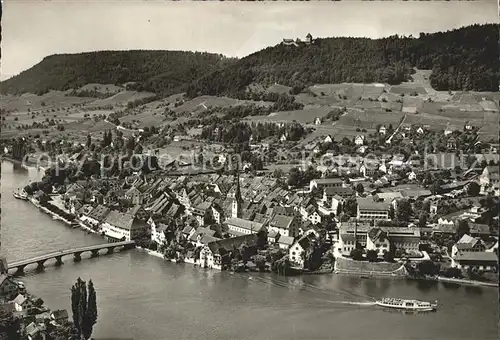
[{"left": 232, "top": 168, "right": 243, "bottom": 218}]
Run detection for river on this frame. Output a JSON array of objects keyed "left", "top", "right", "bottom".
[{"left": 1, "top": 160, "right": 498, "bottom": 340}]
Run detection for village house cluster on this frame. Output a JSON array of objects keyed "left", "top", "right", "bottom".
[{"left": 0, "top": 260, "right": 70, "bottom": 340}]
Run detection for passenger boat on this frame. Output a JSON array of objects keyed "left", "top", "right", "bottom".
[{"left": 376, "top": 298, "right": 437, "bottom": 312}]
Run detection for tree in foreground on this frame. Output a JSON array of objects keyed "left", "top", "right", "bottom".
[
  {"left": 350, "top": 248, "right": 364, "bottom": 261},
  {"left": 71, "top": 278, "right": 98, "bottom": 340},
  {"left": 366, "top": 250, "right": 378, "bottom": 262},
  {"left": 0, "top": 308, "right": 21, "bottom": 340}
]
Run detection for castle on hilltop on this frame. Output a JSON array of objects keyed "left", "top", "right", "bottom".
[{"left": 282, "top": 33, "right": 315, "bottom": 47}]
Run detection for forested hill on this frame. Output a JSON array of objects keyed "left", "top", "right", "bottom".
[
  {"left": 2, "top": 24, "right": 498, "bottom": 97},
  {"left": 0, "top": 50, "right": 235, "bottom": 95},
  {"left": 186, "top": 24, "right": 499, "bottom": 97}
]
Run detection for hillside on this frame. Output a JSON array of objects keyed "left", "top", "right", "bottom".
[
  {"left": 186, "top": 24, "right": 499, "bottom": 98},
  {"left": 2, "top": 24, "right": 498, "bottom": 99},
  {"left": 0, "top": 50, "right": 235, "bottom": 95}
]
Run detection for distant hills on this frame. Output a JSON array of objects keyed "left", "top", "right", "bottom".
[
  {"left": 1, "top": 24, "right": 498, "bottom": 97},
  {"left": 0, "top": 50, "right": 234, "bottom": 96}
]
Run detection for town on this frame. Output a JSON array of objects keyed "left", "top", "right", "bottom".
[{"left": 1, "top": 23, "right": 499, "bottom": 340}]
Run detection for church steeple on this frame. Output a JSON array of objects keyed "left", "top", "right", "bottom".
[{"left": 232, "top": 164, "right": 243, "bottom": 218}]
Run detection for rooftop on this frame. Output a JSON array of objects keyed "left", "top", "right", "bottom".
[{"left": 357, "top": 198, "right": 390, "bottom": 211}]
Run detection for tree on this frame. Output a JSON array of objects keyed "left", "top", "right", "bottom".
[
  {"left": 396, "top": 199, "right": 412, "bottom": 222},
  {"left": 0, "top": 308, "right": 21, "bottom": 340},
  {"left": 417, "top": 213, "right": 428, "bottom": 228},
  {"left": 467, "top": 182, "right": 480, "bottom": 196},
  {"left": 417, "top": 260, "right": 439, "bottom": 277},
  {"left": 456, "top": 219, "right": 470, "bottom": 239},
  {"left": 355, "top": 183, "right": 364, "bottom": 194},
  {"left": 336, "top": 202, "right": 343, "bottom": 216},
  {"left": 344, "top": 197, "right": 358, "bottom": 217},
  {"left": 86, "top": 134, "right": 91, "bottom": 148},
  {"left": 383, "top": 250, "right": 394, "bottom": 262},
  {"left": 71, "top": 278, "right": 98, "bottom": 340},
  {"left": 350, "top": 248, "right": 363, "bottom": 261},
  {"left": 366, "top": 250, "right": 378, "bottom": 262}
]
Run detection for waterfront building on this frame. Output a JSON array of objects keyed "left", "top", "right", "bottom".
[
  {"left": 0, "top": 274, "right": 21, "bottom": 300},
  {"left": 289, "top": 230, "right": 319, "bottom": 269},
  {"left": 12, "top": 294, "right": 34, "bottom": 315},
  {"left": 80, "top": 204, "right": 110, "bottom": 229},
  {"left": 451, "top": 234, "right": 486, "bottom": 258},
  {"left": 339, "top": 223, "right": 421, "bottom": 253},
  {"left": 365, "top": 228, "right": 391, "bottom": 257},
  {"left": 200, "top": 234, "right": 259, "bottom": 270},
  {"left": 101, "top": 210, "right": 149, "bottom": 241},
  {"left": 452, "top": 252, "right": 498, "bottom": 272}
]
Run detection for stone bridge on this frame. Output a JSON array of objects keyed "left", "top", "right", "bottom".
[{"left": 7, "top": 240, "right": 136, "bottom": 274}]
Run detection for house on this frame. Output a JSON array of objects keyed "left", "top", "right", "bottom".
[
  {"left": 340, "top": 223, "right": 420, "bottom": 253},
  {"left": 452, "top": 252, "right": 498, "bottom": 272},
  {"left": 211, "top": 205, "right": 223, "bottom": 224},
  {"left": 35, "top": 311, "right": 51, "bottom": 324},
  {"left": 12, "top": 294, "right": 33, "bottom": 314},
  {"left": 324, "top": 135, "right": 333, "bottom": 144},
  {"left": 200, "top": 234, "right": 259, "bottom": 270},
  {"left": 314, "top": 117, "right": 322, "bottom": 125},
  {"left": 407, "top": 171, "right": 417, "bottom": 181},
  {"left": 289, "top": 231, "right": 318, "bottom": 268},
  {"left": 101, "top": 210, "right": 149, "bottom": 241},
  {"left": 80, "top": 205, "right": 110, "bottom": 229},
  {"left": 309, "top": 178, "right": 343, "bottom": 191},
  {"left": 280, "top": 134, "right": 287, "bottom": 142},
  {"left": 277, "top": 235, "right": 295, "bottom": 250},
  {"left": 150, "top": 219, "right": 169, "bottom": 245},
  {"left": 451, "top": 234, "right": 486, "bottom": 258},
  {"left": 365, "top": 228, "right": 391, "bottom": 257},
  {"left": 0, "top": 274, "right": 21, "bottom": 299},
  {"left": 303, "top": 205, "right": 322, "bottom": 225},
  {"left": 447, "top": 137, "right": 457, "bottom": 150},
  {"left": 125, "top": 186, "right": 145, "bottom": 205},
  {"left": 356, "top": 198, "right": 390, "bottom": 221},
  {"left": 25, "top": 322, "right": 47, "bottom": 340},
  {"left": 354, "top": 135, "right": 365, "bottom": 146},
  {"left": 337, "top": 233, "right": 357, "bottom": 256},
  {"left": 192, "top": 201, "right": 213, "bottom": 226},
  {"left": 416, "top": 127, "right": 424, "bottom": 134},
  {"left": 225, "top": 217, "right": 264, "bottom": 236},
  {"left": 479, "top": 166, "right": 499, "bottom": 193},
  {"left": 267, "top": 214, "right": 300, "bottom": 238},
  {"left": 50, "top": 309, "right": 69, "bottom": 324},
  {"left": 379, "top": 126, "right": 387, "bottom": 135}
]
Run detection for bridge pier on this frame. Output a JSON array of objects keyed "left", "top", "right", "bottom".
[
  {"left": 90, "top": 249, "right": 100, "bottom": 258},
  {"left": 14, "top": 265, "right": 26, "bottom": 276},
  {"left": 55, "top": 255, "right": 64, "bottom": 266},
  {"left": 106, "top": 246, "right": 116, "bottom": 255},
  {"left": 36, "top": 260, "right": 46, "bottom": 271},
  {"left": 74, "top": 252, "right": 82, "bottom": 262}
]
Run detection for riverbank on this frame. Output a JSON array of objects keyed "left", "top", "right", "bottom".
[
  {"left": 436, "top": 276, "right": 498, "bottom": 288},
  {"left": 28, "top": 196, "right": 75, "bottom": 226}
]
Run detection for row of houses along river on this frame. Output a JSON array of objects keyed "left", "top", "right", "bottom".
[{"left": 1, "top": 160, "right": 498, "bottom": 340}]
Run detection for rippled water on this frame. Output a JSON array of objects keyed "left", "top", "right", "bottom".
[{"left": 1, "top": 161, "right": 498, "bottom": 340}]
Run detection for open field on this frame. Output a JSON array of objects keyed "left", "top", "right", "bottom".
[
  {"left": 172, "top": 95, "right": 273, "bottom": 116},
  {"left": 245, "top": 107, "right": 333, "bottom": 125},
  {"left": 85, "top": 90, "right": 156, "bottom": 108},
  {"left": 0, "top": 91, "right": 94, "bottom": 112},
  {"left": 75, "top": 83, "right": 125, "bottom": 95}
]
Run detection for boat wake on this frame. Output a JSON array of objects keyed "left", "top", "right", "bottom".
[{"left": 327, "top": 301, "right": 377, "bottom": 306}]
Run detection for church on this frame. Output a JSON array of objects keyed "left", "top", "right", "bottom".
[{"left": 224, "top": 170, "right": 265, "bottom": 236}]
